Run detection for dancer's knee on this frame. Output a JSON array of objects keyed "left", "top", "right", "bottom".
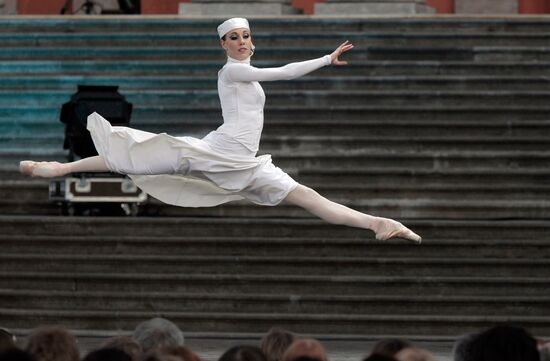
[{"left": 285, "top": 184, "right": 321, "bottom": 208}]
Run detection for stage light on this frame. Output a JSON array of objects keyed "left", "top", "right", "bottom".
[{"left": 60, "top": 85, "right": 132, "bottom": 161}]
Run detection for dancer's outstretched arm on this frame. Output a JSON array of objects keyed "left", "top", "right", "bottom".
[
  {"left": 284, "top": 184, "right": 421, "bottom": 243},
  {"left": 223, "top": 41, "right": 354, "bottom": 83}
]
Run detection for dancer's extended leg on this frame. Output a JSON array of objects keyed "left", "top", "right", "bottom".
[
  {"left": 284, "top": 184, "right": 421, "bottom": 243},
  {"left": 19, "top": 156, "right": 110, "bottom": 178}
]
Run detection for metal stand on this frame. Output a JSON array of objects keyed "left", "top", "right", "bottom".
[{"left": 61, "top": 0, "right": 103, "bottom": 14}]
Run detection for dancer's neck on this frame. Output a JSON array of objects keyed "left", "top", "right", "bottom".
[{"left": 227, "top": 55, "right": 251, "bottom": 64}]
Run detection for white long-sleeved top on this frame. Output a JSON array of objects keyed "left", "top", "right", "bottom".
[
  {"left": 214, "top": 54, "right": 332, "bottom": 153},
  {"left": 87, "top": 54, "right": 333, "bottom": 208}
]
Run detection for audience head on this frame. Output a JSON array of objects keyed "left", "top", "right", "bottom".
[
  {"left": 452, "top": 333, "right": 478, "bottom": 361},
  {"left": 218, "top": 345, "right": 266, "bottom": 361},
  {"left": 370, "top": 339, "right": 412, "bottom": 358},
  {"left": 260, "top": 328, "right": 295, "bottom": 361},
  {"left": 141, "top": 350, "right": 181, "bottom": 361},
  {"left": 0, "top": 327, "right": 17, "bottom": 353},
  {"left": 133, "top": 318, "right": 184, "bottom": 353},
  {"left": 540, "top": 341, "right": 550, "bottom": 361},
  {"left": 101, "top": 336, "right": 142, "bottom": 361},
  {"left": 282, "top": 338, "right": 328, "bottom": 361},
  {"left": 26, "top": 325, "right": 79, "bottom": 361},
  {"left": 395, "top": 347, "right": 436, "bottom": 361},
  {"left": 160, "top": 346, "right": 201, "bottom": 361},
  {"left": 83, "top": 348, "right": 132, "bottom": 361},
  {"left": 453, "top": 324, "right": 539, "bottom": 361},
  {"left": 363, "top": 354, "right": 397, "bottom": 361},
  {"left": 0, "top": 349, "right": 35, "bottom": 361}
]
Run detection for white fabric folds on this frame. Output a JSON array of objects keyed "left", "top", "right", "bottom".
[{"left": 87, "top": 112, "right": 298, "bottom": 207}]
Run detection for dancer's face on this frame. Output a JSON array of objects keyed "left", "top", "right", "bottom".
[{"left": 220, "top": 28, "right": 254, "bottom": 60}]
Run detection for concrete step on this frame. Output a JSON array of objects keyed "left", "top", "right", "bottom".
[
  {"left": 4, "top": 136, "right": 550, "bottom": 167},
  {"left": 2, "top": 106, "right": 550, "bottom": 128},
  {"left": 0, "top": 307, "right": 548, "bottom": 336},
  {"left": 2, "top": 253, "right": 550, "bottom": 277},
  {"left": 1, "top": 235, "right": 547, "bottom": 259},
  {"left": 1, "top": 271, "right": 549, "bottom": 297},
  {"left": 3, "top": 164, "right": 549, "bottom": 186},
  {"left": 1, "top": 194, "right": 547, "bottom": 219},
  {"left": 3, "top": 178, "right": 549, "bottom": 203},
  {"left": 1, "top": 253, "right": 548, "bottom": 277},
  {"left": 0, "top": 216, "right": 547, "bottom": 239},
  {"left": 117, "top": 199, "right": 550, "bottom": 219},
  {"left": 3, "top": 46, "right": 550, "bottom": 62},
  {"left": 4, "top": 114, "right": 550, "bottom": 139},
  {"left": 2, "top": 90, "right": 550, "bottom": 108},
  {"left": 4, "top": 134, "right": 550, "bottom": 157},
  {"left": 4, "top": 32, "right": 550, "bottom": 48},
  {"left": 0, "top": 290, "right": 547, "bottom": 317},
  {"left": 4, "top": 17, "right": 550, "bottom": 34},
  {"left": 2, "top": 61, "right": 550, "bottom": 77},
  {"left": 3, "top": 75, "right": 550, "bottom": 92}
]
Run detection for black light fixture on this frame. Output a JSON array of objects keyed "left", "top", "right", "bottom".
[
  {"left": 60, "top": 0, "right": 140, "bottom": 14},
  {"left": 60, "top": 85, "right": 132, "bottom": 161}
]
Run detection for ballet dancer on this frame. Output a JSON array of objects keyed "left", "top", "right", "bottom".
[{"left": 20, "top": 18, "right": 421, "bottom": 243}]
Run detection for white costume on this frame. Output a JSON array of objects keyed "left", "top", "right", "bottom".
[{"left": 87, "top": 19, "right": 331, "bottom": 207}]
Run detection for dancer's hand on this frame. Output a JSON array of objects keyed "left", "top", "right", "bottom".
[
  {"left": 330, "top": 40, "right": 354, "bottom": 65},
  {"left": 373, "top": 217, "right": 422, "bottom": 244}
]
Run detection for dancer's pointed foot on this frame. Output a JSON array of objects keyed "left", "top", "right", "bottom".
[
  {"left": 373, "top": 217, "right": 422, "bottom": 244},
  {"left": 19, "top": 160, "right": 37, "bottom": 176},
  {"left": 19, "top": 160, "right": 66, "bottom": 178}
]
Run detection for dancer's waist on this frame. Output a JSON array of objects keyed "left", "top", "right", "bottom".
[{"left": 202, "top": 131, "right": 257, "bottom": 157}]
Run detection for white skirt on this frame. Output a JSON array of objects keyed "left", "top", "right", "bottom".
[{"left": 86, "top": 112, "right": 298, "bottom": 207}]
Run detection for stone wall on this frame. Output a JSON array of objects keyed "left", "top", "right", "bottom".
[
  {"left": 455, "top": 0, "right": 518, "bottom": 13},
  {"left": 1, "top": 0, "right": 17, "bottom": 14}
]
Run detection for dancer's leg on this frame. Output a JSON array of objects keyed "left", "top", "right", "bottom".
[
  {"left": 65, "top": 156, "right": 110, "bottom": 173},
  {"left": 284, "top": 184, "right": 421, "bottom": 243},
  {"left": 20, "top": 156, "right": 110, "bottom": 178}
]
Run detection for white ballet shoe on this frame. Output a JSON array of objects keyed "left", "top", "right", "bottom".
[
  {"left": 374, "top": 217, "right": 422, "bottom": 244},
  {"left": 20, "top": 161, "right": 66, "bottom": 178},
  {"left": 19, "top": 160, "right": 37, "bottom": 176}
]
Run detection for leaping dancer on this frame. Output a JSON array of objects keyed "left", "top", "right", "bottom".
[{"left": 20, "top": 18, "right": 421, "bottom": 243}]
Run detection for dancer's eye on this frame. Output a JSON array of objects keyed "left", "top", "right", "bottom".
[{"left": 230, "top": 36, "right": 238, "bottom": 40}]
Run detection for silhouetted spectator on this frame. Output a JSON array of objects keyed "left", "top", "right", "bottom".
[
  {"left": 141, "top": 350, "right": 180, "bottom": 361},
  {"left": 0, "top": 327, "right": 17, "bottom": 353},
  {"left": 395, "top": 347, "right": 436, "bottom": 361},
  {"left": 260, "top": 328, "right": 295, "bottom": 361},
  {"left": 539, "top": 341, "right": 550, "bottom": 361},
  {"left": 452, "top": 333, "right": 478, "bottom": 361},
  {"left": 26, "top": 325, "right": 79, "bottom": 361},
  {"left": 133, "top": 318, "right": 184, "bottom": 353},
  {"left": 0, "top": 348, "right": 35, "bottom": 361},
  {"left": 101, "top": 336, "right": 143, "bottom": 361},
  {"left": 83, "top": 348, "right": 132, "bottom": 361},
  {"left": 452, "top": 325, "right": 539, "bottom": 361},
  {"left": 282, "top": 338, "right": 328, "bottom": 361},
  {"left": 160, "top": 346, "right": 201, "bottom": 361},
  {"left": 370, "top": 339, "right": 412, "bottom": 358},
  {"left": 218, "top": 346, "right": 266, "bottom": 361},
  {"left": 363, "top": 354, "right": 397, "bottom": 361}
]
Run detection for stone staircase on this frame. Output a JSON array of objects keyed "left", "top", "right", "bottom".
[{"left": 0, "top": 16, "right": 549, "bottom": 338}]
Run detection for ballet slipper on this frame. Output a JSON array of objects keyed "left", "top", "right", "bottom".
[
  {"left": 19, "top": 160, "right": 37, "bottom": 176},
  {"left": 33, "top": 161, "right": 66, "bottom": 178},
  {"left": 374, "top": 217, "right": 422, "bottom": 244}
]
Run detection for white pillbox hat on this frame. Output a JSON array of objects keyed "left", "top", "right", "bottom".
[{"left": 217, "top": 18, "right": 250, "bottom": 38}]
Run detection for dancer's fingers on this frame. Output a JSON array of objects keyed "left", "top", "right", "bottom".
[{"left": 403, "top": 229, "right": 422, "bottom": 244}]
